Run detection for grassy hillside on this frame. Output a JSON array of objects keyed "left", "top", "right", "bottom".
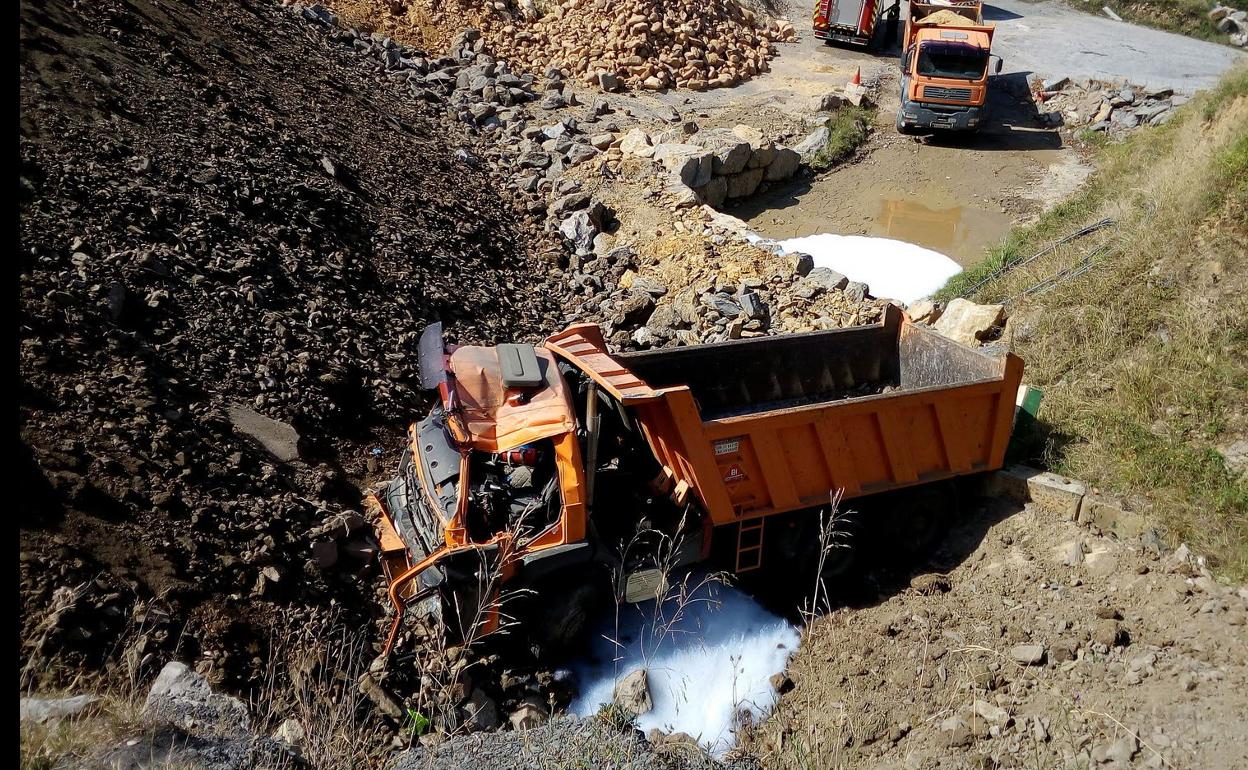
[
  {"left": 1093, "top": 0, "right": 1233, "bottom": 44},
  {"left": 939, "top": 66, "right": 1248, "bottom": 580}
]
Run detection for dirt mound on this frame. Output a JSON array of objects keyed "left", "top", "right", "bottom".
[
  {"left": 743, "top": 494, "right": 1248, "bottom": 769},
  {"left": 324, "top": 0, "right": 795, "bottom": 91},
  {"left": 19, "top": 0, "right": 561, "bottom": 694}
]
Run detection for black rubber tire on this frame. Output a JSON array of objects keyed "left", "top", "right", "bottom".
[
  {"left": 525, "top": 569, "right": 612, "bottom": 655},
  {"left": 875, "top": 482, "right": 956, "bottom": 561}
]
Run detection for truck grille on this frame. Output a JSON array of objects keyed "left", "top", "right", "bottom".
[{"left": 923, "top": 86, "right": 972, "bottom": 101}]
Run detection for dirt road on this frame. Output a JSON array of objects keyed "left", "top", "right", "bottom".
[{"left": 988, "top": 0, "right": 1245, "bottom": 92}]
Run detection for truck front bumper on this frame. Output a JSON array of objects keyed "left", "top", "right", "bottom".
[{"left": 899, "top": 101, "right": 983, "bottom": 132}]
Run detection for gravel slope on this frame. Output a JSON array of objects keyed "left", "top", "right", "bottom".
[{"left": 19, "top": 0, "right": 561, "bottom": 694}]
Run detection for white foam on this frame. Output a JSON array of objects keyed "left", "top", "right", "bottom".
[
  {"left": 568, "top": 579, "right": 799, "bottom": 757},
  {"left": 774, "top": 233, "right": 963, "bottom": 304}
]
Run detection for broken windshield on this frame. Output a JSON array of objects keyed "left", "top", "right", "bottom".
[{"left": 916, "top": 42, "right": 987, "bottom": 80}]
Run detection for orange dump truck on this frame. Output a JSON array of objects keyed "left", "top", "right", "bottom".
[
  {"left": 371, "top": 305, "right": 1023, "bottom": 648},
  {"left": 897, "top": 0, "right": 1002, "bottom": 134}
]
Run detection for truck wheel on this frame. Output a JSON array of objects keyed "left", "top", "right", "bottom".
[
  {"left": 784, "top": 510, "right": 862, "bottom": 589},
  {"left": 525, "top": 571, "right": 610, "bottom": 655},
  {"left": 878, "top": 482, "right": 955, "bottom": 560}
]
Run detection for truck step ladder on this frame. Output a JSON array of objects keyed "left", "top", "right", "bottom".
[{"left": 735, "top": 518, "right": 765, "bottom": 573}]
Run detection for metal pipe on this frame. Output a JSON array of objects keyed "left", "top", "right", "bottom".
[{"left": 585, "top": 384, "right": 600, "bottom": 513}]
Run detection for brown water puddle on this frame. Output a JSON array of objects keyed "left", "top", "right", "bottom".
[
  {"left": 740, "top": 180, "right": 1014, "bottom": 267},
  {"left": 874, "top": 198, "right": 1012, "bottom": 263}
]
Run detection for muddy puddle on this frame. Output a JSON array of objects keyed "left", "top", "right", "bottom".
[{"left": 738, "top": 178, "right": 1013, "bottom": 266}]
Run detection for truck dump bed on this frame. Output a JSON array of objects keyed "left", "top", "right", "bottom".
[{"left": 546, "top": 305, "right": 1023, "bottom": 527}]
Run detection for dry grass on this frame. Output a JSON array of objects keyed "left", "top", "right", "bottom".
[
  {"left": 939, "top": 65, "right": 1248, "bottom": 579},
  {"left": 1091, "top": 0, "right": 1233, "bottom": 44},
  {"left": 20, "top": 685, "right": 146, "bottom": 770}
]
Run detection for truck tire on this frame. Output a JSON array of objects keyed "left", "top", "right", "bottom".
[
  {"left": 874, "top": 482, "right": 955, "bottom": 560},
  {"left": 775, "top": 510, "right": 863, "bottom": 600},
  {"left": 524, "top": 569, "right": 611, "bottom": 655}
]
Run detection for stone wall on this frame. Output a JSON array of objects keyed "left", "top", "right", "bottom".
[{"left": 619, "top": 124, "right": 802, "bottom": 207}]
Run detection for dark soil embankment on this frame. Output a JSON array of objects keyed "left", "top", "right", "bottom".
[{"left": 19, "top": 0, "right": 561, "bottom": 696}]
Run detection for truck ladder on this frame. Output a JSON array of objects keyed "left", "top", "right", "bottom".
[{"left": 735, "top": 518, "right": 765, "bottom": 573}]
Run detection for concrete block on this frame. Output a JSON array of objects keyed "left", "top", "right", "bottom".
[
  {"left": 1026, "top": 472, "right": 1086, "bottom": 520},
  {"left": 1078, "top": 495, "right": 1149, "bottom": 539},
  {"left": 983, "top": 465, "right": 1085, "bottom": 519},
  {"left": 982, "top": 464, "right": 1035, "bottom": 503}
]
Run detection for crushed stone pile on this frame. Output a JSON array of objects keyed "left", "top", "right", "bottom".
[
  {"left": 325, "top": 0, "right": 796, "bottom": 92},
  {"left": 486, "top": 0, "right": 797, "bottom": 92},
  {"left": 563, "top": 233, "right": 887, "bottom": 351}
]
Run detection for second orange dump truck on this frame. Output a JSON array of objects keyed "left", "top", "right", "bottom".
[
  {"left": 897, "top": 0, "right": 1002, "bottom": 134},
  {"left": 371, "top": 305, "right": 1023, "bottom": 648}
]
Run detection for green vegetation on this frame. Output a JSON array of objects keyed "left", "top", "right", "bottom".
[
  {"left": 938, "top": 65, "right": 1248, "bottom": 579},
  {"left": 809, "top": 106, "right": 875, "bottom": 171},
  {"left": 1094, "top": 0, "right": 1232, "bottom": 44}
]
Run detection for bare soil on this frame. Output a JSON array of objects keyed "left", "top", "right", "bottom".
[{"left": 743, "top": 492, "right": 1248, "bottom": 770}]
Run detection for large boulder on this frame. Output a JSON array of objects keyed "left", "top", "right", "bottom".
[
  {"left": 794, "top": 126, "right": 830, "bottom": 160},
  {"left": 725, "top": 167, "right": 765, "bottom": 199},
  {"left": 20, "top": 695, "right": 100, "bottom": 724},
  {"left": 732, "top": 124, "right": 776, "bottom": 169},
  {"left": 143, "top": 662, "right": 250, "bottom": 733},
  {"left": 462, "top": 688, "right": 500, "bottom": 732},
  {"left": 559, "top": 210, "right": 599, "bottom": 255},
  {"left": 612, "top": 668, "right": 653, "bottom": 715},
  {"left": 699, "top": 176, "right": 728, "bottom": 208},
  {"left": 764, "top": 147, "right": 801, "bottom": 181},
  {"left": 698, "top": 128, "right": 752, "bottom": 175},
  {"left": 619, "top": 128, "right": 654, "bottom": 157},
  {"left": 933, "top": 298, "right": 1004, "bottom": 346},
  {"left": 652, "top": 143, "right": 713, "bottom": 188},
  {"left": 226, "top": 405, "right": 300, "bottom": 462},
  {"left": 612, "top": 290, "right": 657, "bottom": 327}
]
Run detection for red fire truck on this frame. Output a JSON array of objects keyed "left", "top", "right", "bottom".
[{"left": 813, "top": 0, "right": 901, "bottom": 50}]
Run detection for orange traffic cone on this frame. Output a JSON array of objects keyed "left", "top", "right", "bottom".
[{"left": 850, "top": 67, "right": 862, "bottom": 86}]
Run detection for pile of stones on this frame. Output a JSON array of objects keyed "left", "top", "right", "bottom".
[
  {"left": 1034, "top": 76, "right": 1184, "bottom": 133},
  {"left": 619, "top": 124, "right": 803, "bottom": 207},
  {"left": 479, "top": 0, "right": 796, "bottom": 92}
]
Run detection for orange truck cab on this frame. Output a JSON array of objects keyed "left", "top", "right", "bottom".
[
  {"left": 371, "top": 306, "right": 1023, "bottom": 651},
  {"left": 897, "top": 0, "right": 1002, "bottom": 134}
]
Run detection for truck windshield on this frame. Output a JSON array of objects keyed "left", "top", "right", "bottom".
[{"left": 916, "top": 42, "right": 987, "bottom": 80}]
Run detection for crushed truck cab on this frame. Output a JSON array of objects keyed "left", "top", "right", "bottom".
[
  {"left": 372, "top": 306, "right": 1023, "bottom": 651},
  {"left": 897, "top": 0, "right": 1001, "bottom": 134}
]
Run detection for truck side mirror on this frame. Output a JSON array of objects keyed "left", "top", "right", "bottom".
[{"left": 995, "top": 57, "right": 1003, "bottom": 74}]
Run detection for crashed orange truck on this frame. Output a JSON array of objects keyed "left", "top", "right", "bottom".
[
  {"left": 897, "top": 0, "right": 1002, "bottom": 134},
  {"left": 370, "top": 305, "right": 1023, "bottom": 649}
]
